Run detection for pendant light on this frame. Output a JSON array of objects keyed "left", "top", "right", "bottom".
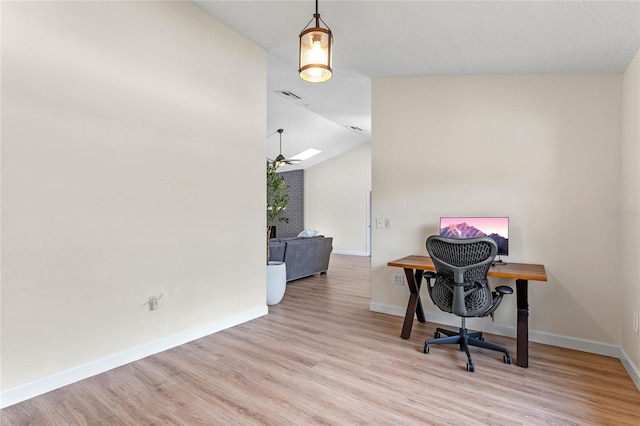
[{"left": 298, "top": 0, "right": 333, "bottom": 83}]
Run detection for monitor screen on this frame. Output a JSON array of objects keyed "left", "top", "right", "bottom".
[{"left": 439, "top": 217, "right": 509, "bottom": 256}]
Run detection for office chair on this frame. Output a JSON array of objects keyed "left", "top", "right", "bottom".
[{"left": 423, "top": 235, "right": 513, "bottom": 372}]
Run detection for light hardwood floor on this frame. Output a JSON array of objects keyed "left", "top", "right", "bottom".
[{"left": 2, "top": 254, "right": 639, "bottom": 425}]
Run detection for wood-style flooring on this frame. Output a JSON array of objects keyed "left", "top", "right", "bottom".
[{"left": 2, "top": 254, "right": 639, "bottom": 425}]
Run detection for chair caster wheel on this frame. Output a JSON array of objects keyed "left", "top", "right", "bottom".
[
  {"left": 504, "top": 354, "right": 512, "bottom": 364},
  {"left": 423, "top": 345, "right": 429, "bottom": 354},
  {"left": 434, "top": 331, "right": 440, "bottom": 339},
  {"left": 467, "top": 362, "right": 475, "bottom": 372}
]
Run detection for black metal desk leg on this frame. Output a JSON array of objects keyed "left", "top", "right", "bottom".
[
  {"left": 516, "top": 279, "right": 529, "bottom": 368},
  {"left": 401, "top": 268, "right": 424, "bottom": 339},
  {"left": 413, "top": 269, "right": 426, "bottom": 323}
]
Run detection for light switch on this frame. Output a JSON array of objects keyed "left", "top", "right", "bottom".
[{"left": 385, "top": 218, "right": 392, "bottom": 228}]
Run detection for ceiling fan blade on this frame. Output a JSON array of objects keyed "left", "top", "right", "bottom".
[{"left": 268, "top": 129, "right": 302, "bottom": 166}]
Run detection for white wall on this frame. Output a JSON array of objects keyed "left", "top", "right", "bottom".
[
  {"left": 371, "top": 74, "right": 623, "bottom": 346},
  {"left": 305, "top": 142, "right": 371, "bottom": 255},
  {"left": 1, "top": 1, "right": 267, "bottom": 402},
  {"left": 621, "top": 49, "right": 640, "bottom": 373}
]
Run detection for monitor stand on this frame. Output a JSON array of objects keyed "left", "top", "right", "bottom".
[{"left": 492, "top": 256, "right": 507, "bottom": 267}]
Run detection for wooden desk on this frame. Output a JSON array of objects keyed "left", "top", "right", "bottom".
[{"left": 388, "top": 255, "right": 547, "bottom": 368}]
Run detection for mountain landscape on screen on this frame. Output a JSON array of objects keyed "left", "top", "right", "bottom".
[{"left": 440, "top": 222, "right": 509, "bottom": 254}]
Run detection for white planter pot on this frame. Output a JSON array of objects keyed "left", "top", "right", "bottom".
[{"left": 266, "top": 261, "right": 287, "bottom": 305}]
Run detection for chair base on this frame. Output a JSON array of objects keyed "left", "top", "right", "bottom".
[{"left": 423, "top": 326, "right": 511, "bottom": 372}]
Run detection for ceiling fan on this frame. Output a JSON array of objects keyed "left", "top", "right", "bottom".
[{"left": 269, "top": 129, "right": 301, "bottom": 166}]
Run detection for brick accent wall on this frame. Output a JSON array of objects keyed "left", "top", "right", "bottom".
[{"left": 277, "top": 169, "right": 304, "bottom": 238}]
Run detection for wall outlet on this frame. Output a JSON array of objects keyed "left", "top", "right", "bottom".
[
  {"left": 393, "top": 274, "right": 404, "bottom": 285},
  {"left": 634, "top": 312, "right": 639, "bottom": 333},
  {"left": 376, "top": 218, "right": 384, "bottom": 228},
  {"left": 146, "top": 294, "right": 163, "bottom": 311}
]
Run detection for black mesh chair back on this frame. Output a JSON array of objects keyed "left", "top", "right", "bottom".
[{"left": 426, "top": 236, "right": 497, "bottom": 317}]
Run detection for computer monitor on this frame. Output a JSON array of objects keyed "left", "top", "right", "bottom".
[{"left": 439, "top": 217, "right": 509, "bottom": 257}]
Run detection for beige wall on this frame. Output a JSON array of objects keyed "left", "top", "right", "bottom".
[
  {"left": 305, "top": 142, "right": 371, "bottom": 254},
  {"left": 371, "top": 74, "right": 623, "bottom": 345},
  {"left": 1, "top": 1, "right": 266, "bottom": 393},
  {"left": 621, "top": 49, "right": 640, "bottom": 371}
]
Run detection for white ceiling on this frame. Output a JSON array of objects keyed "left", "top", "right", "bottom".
[{"left": 194, "top": 1, "right": 640, "bottom": 170}]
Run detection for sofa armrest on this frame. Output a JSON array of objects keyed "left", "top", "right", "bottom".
[{"left": 268, "top": 240, "right": 286, "bottom": 262}]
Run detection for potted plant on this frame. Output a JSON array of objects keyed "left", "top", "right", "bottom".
[
  {"left": 266, "top": 160, "right": 290, "bottom": 243},
  {"left": 266, "top": 160, "right": 289, "bottom": 305}
]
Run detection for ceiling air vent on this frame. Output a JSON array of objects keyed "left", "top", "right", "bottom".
[
  {"left": 277, "top": 90, "right": 302, "bottom": 100},
  {"left": 346, "top": 125, "right": 364, "bottom": 132}
]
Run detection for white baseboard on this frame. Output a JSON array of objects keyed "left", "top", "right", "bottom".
[
  {"left": 0, "top": 306, "right": 268, "bottom": 409},
  {"left": 620, "top": 347, "right": 640, "bottom": 390},
  {"left": 369, "top": 302, "right": 640, "bottom": 391},
  {"left": 369, "top": 302, "right": 406, "bottom": 318},
  {"left": 527, "top": 329, "right": 621, "bottom": 358},
  {"left": 331, "top": 250, "right": 370, "bottom": 256}
]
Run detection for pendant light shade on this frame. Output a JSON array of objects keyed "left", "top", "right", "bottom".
[{"left": 299, "top": 0, "right": 333, "bottom": 83}]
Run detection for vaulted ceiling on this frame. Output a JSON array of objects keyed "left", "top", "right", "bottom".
[{"left": 194, "top": 1, "right": 640, "bottom": 170}]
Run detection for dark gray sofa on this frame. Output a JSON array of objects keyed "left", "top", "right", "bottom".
[{"left": 268, "top": 236, "right": 333, "bottom": 281}]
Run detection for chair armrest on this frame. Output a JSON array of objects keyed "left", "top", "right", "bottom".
[
  {"left": 495, "top": 285, "right": 513, "bottom": 295},
  {"left": 423, "top": 271, "right": 437, "bottom": 280},
  {"left": 487, "top": 286, "right": 513, "bottom": 320},
  {"left": 423, "top": 271, "right": 439, "bottom": 302}
]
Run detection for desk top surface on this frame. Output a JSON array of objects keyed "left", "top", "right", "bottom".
[{"left": 388, "top": 255, "right": 547, "bottom": 282}]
